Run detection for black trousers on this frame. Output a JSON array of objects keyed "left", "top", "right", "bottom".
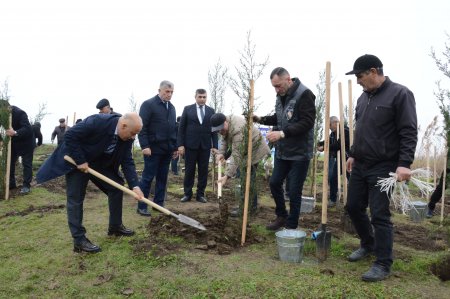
[
  {"left": 429, "top": 170, "right": 447, "bottom": 211},
  {"left": 10, "top": 150, "right": 33, "bottom": 188},
  {"left": 183, "top": 147, "right": 210, "bottom": 198},
  {"left": 66, "top": 167, "right": 124, "bottom": 244},
  {"left": 346, "top": 160, "right": 396, "bottom": 269}
]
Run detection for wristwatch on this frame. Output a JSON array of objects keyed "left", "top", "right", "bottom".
[{"left": 279, "top": 131, "right": 285, "bottom": 139}]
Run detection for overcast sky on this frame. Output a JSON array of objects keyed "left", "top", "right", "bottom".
[{"left": 1, "top": 0, "right": 449, "bottom": 143}]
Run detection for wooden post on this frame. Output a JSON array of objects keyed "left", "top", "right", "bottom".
[
  {"left": 72, "top": 112, "right": 76, "bottom": 126},
  {"left": 347, "top": 80, "right": 354, "bottom": 147},
  {"left": 217, "top": 160, "right": 222, "bottom": 198},
  {"left": 434, "top": 146, "right": 437, "bottom": 188},
  {"left": 241, "top": 80, "right": 254, "bottom": 246},
  {"left": 336, "top": 127, "right": 341, "bottom": 203},
  {"left": 441, "top": 146, "right": 447, "bottom": 227},
  {"left": 5, "top": 113, "right": 12, "bottom": 200},
  {"left": 321, "top": 62, "right": 332, "bottom": 226},
  {"left": 338, "top": 83, "right": 348, "bottom": 205}
]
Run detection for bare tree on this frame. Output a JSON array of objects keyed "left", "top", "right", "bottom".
[
  {"left": 0, "top": 80, "right": 10, "bottom": 102},
  {"left": 29, "top": 102, "right": 49, "bottom": 124},
  {"left": 208, "top": 59, "right": 228, "bottom": 113},
  {"left": 128, "top": 93, "right": 138, "bottom": 112},
  {"left": 309, "top": 70, "right": 326, "bottom": 196}
]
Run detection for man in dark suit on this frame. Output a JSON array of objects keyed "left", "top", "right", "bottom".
[
  {"left": 36, "top": 112, "right": 144, "bottom": 253},
  {"left": 5, "top": 104, "right": 35, "bottom": 195},
  {"left": 32, "top": 122, "right": 43, "bottom": 147},
  {"left": 178, "top": 89, "right": 218, "bottom": 203},
  {"left": 137, "top": 80, "right": 178, "bottom": 216}
]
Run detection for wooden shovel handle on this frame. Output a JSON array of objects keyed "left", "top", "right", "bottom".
[
  {"left": 217, "top": 160, "right": 222, "bottom": 198},
  {"left": 63, "top": 155, "right": 173, "bottom": 216}
]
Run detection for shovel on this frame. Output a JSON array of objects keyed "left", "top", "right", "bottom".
[
  {"left": 316, "top": 62, "right": 332, "bottom": 261},
  {"left": 64, "top": 155, "right": 206, "bottom": 231},
  {"left": 217, "top": 160, "right": 229, "bottom": 222}
]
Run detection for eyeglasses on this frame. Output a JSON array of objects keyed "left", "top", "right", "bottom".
[{"left": 197, "top": 95, "right": 207, "bottom": 99}]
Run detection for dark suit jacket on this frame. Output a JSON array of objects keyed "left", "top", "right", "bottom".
[
  {"left": 36, "top": 114, "right": 139, "bottom": 188},
  {"left": 138, "top": 95, "right": 177, "bottom": 155},
  {"left": 177, "top": 104, "right": 218, "bottom": 150},
  {"left": 11, "top": 106, "right": 34, "bottom": 155}
]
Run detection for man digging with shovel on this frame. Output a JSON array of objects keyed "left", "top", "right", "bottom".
[{"left": 37, "top": 112, "right": 144, "bottom": 253}]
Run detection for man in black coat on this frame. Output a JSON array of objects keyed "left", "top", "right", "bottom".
[
  {"left": 137, "top": 80, "right": 178, "bottom": 216},
  {"left": 177, "top": 89, "right": 218, "bottom": 203},
  {"left": 5, "top": 104, "right": 35, "bottom": 195},
  {"left": 36, "top": 112, "right": 144, "bottom": 253},
  {"left": 32, "top": 122, "right": 43, "bottom": 147}
]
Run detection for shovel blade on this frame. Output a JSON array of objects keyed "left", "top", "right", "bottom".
[
  {"left": 177, "top": 214, "right": 207, "bottom": 231},
  {"left": 315, "top": 230, "right": 332, "bottom": 262}
]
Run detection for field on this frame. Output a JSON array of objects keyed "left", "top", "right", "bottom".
[{"left": 0, "top": 145, "right": 449, "bottom": 298}]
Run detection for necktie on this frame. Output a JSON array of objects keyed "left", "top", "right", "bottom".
[
  {"left": 199, "top": 105, "right": 204, "bottom": 123},
  {"left": 165, "top": 101, "right": 168, "bottom": 110}
]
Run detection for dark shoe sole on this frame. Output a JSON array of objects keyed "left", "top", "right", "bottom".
[
  {"left": 107, "top": 231, "right": 135, "bottom": 237},
  {"left": 73, "top": 247, "right": 101, "bottom": 253}
]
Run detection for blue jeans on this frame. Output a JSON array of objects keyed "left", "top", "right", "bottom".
[
  {"left": 346, "top": 160, "right": 396, "bottom": 269},
  {"left": 269, "top": 158, "right": 310, "bottom": 228},
  {"left": 329, "top": 157, "right": 338, "bottom": 203},
  {"left": 138, "top": 153, "right": 171, "bottom": 209}
]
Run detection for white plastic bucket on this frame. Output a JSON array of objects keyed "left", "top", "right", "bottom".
[{"left": 275, "top": 229, "right": 307, "bottom": 263}]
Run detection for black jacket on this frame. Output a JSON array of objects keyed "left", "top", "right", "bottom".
[
  {"left": 138, "top": 95, "right": 177, "bottom": 155},
  {"left": 32, "top": 123, "right": 43, "bottom": 147},
  {"left": 11, "top": 106, "right": 34, "bottom": 155},
  {"left": 260, "top": 78, "right": 316, "bottom": 160},
  {"left": 350, "top": 77, "right": 417, "bottom": 167},
  {"left": 177, "top": 103, "right": 218, "bottom": 150},
  {"left": 319, "top": 126, "right": 350, "bottom": 159}
]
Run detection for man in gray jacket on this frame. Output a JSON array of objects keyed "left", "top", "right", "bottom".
[
  {"left": 345, "top": 54, "right": 418, "bottom": 282},
  {"left": 51, "top": 118, "right": 70, "bottom": 145}
]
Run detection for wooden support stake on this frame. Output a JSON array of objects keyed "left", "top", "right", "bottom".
[
  {"left": 72, "top": 112, "right": 76, "bottom": 126},
  {"left": 241, "top": 79, "right": 254, "bottom": 246},
  {"left": 441, "top": 146, "right": 447, "bottom": 227},
  {"left": 434, "top": 146, "right": 437, "bottom": 188},
  {"left": 338, "top": 83, "right": 348, "bottom": 205},
  {"left": 347, "top": 80, "right": 354, "bottom": 147},
  {"left": 5, "top": 113, "right": 12, "bottom": 200},
  {"left": 321, "top": 62, "right": 332, "bottom": 226}
]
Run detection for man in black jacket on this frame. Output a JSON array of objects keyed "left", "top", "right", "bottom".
[
  {"left": 5, "top": 104, "right": 35, "bottom": 195},
  {"left": 345, "top": 54, "right": 418, "bottom": 282},
  {"left": 32, "top": 122, "right": 43, "bottom": 147},
  {"left": 254, "top": 67, "right": 316, "bottom": 230},
  {"left": 178, "top": 89, "right": 218, "bottom": 203},
  {"left": 137, "top": 81, "right": 178, "bottom": 216}
]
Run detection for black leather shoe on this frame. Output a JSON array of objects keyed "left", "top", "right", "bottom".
[
  {"left": 196, "top": 196, "right": 207, "bottom": 203},
  {"left": 180, "top": 196, "right": 191, "bottom": 202},
  {"left": 108, "top": 224, "right": 135, "bottom": 236},
  {"left": 426, "top": 208, "right": 434, "bottom": 218},
  {"left": 266, "top": 217, "right": 287, "bottom": 231},
  {"left": 19, "top": 187, "right": 31, "bottom": 195},
  {"left": 348, "top": 247, "right": 373, "bottom": 262},
  {"left": 136, "top": 208, "right": 151, "bottom": 217},
  {"left": 361, "top": 264, "right": 390, "bottom": 282},
  {"left": 74, "top": 238, "right": 101, "bottom": 253}
]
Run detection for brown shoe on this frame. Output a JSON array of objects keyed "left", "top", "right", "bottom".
[{"left": 266, "top": 216, "right": 287, "bottom": 231}]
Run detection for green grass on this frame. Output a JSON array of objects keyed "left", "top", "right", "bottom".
[{"left": 1, "top": 147, "right": 450, "bottom": 298}]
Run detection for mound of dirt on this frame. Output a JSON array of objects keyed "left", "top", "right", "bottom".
[
  {"left": 133, "top": 211, "right": 266, "bottom": 257},
  {"left": 431, "top": 254, "right": 450, "bottom": 281}
]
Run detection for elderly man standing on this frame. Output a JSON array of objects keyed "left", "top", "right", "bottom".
[
  {"left": 37, "top": 112, "right": 144, "bottom": 253},
  {"left": 344, "top": 54, "right": 417, "bottom": 282},
  {"left": 212, "top": 113, "right": 270, "bottom": 216},
  {"left": 51, "top": 118, "right": 70, "bottom": 145},
  {"left": 178, "top": 89, "right": 218, "bottom": 203},
  {"left": 254, "top": 67, "right": 316, "bottom": 230},
  {"left": 137, "top": 81, "right": 178, "bottom": 216}
]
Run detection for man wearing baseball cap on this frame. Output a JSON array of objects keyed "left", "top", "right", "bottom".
[{"left": 345, "top": 54, "right": 418, "bottom": 282}]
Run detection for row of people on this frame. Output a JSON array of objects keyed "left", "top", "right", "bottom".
[{"left": 33, "top": 54, "right": 418, "bottom": 283}]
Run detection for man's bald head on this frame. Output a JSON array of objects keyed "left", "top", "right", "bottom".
[{"left": 117, "top": 112, "right": 143, "bottom": 141}]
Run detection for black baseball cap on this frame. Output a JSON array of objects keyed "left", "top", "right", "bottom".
[
  {"left": 210, "top": 113, "right": 226, "bottom": 132},
  {"left": 96, "top": 98, "right": 110, "bottom": 109},
  {"left": 345, "top": 54, "right": 383, "bottom": 75}
]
